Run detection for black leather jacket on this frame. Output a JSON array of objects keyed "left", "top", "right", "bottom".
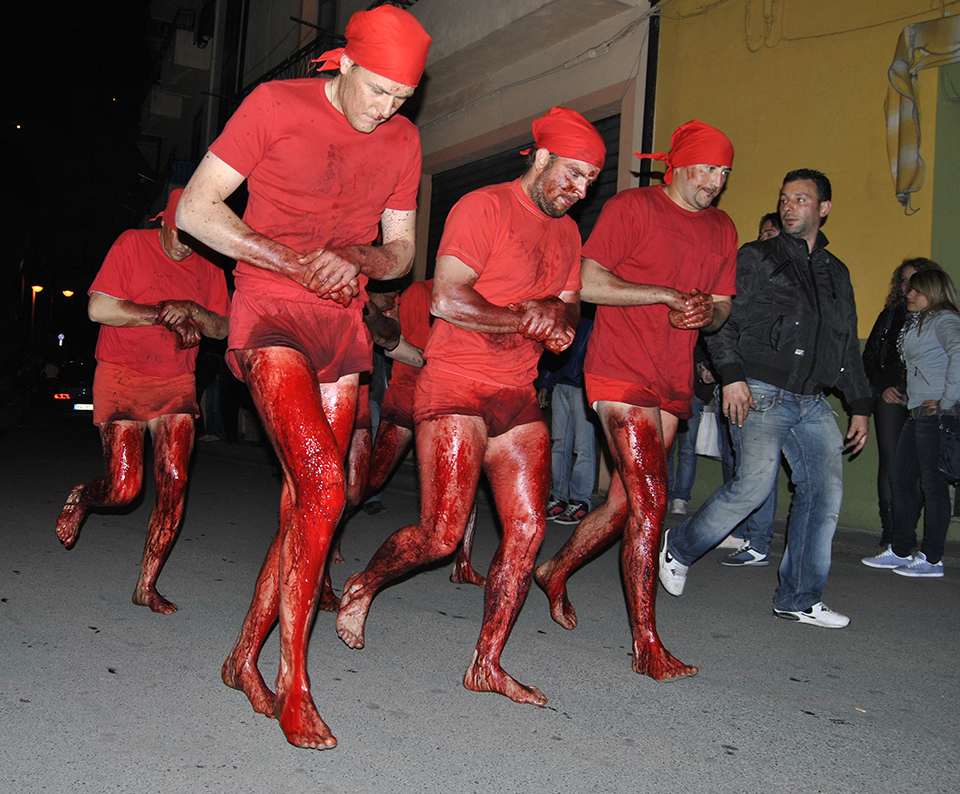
[{"left": 706, "top": 229, "right": 871, "bottom": 415}]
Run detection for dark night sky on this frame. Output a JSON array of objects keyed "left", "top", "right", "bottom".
[{"left": 3, "top": 1, "right": 157, "bottom": 359}]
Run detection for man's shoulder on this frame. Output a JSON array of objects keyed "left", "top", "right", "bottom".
[{"left": 110, "top": 228, "right": 155, "bottom": 253}]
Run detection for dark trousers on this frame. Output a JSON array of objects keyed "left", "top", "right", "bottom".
[{"left": 891, "top": 415, "right": 950, "bottom": 564}]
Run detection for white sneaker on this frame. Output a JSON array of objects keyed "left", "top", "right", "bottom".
[
  {"left": 659, "top": 528, "right": 688, "bottom": 596},
  {"left": 668, "top": 498, "right": 688, "bottom": 515},
  {"left": 893, "top": 552, "right": 945, "bottom": 578},
  {"left": 773, "top": 601, "right": 850, "bottom": 629},
  {"left": 862, "top": 545, "right": 913, "bottom": 569}
]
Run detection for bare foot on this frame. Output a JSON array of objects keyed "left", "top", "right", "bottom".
[
  {"left": 450, "top": 557, "right": 486, "bottom": 587},
  {"left": 633, "top": 638, "right": 698, "bottom": 681},
  {"left": 56, "top": 485, "right": 86, "bottom": 548},
  {"left": 132, "top": 584, "right": 178, "bottom": 615},
  {"left": 463, "top": 649, "right": 547, "bottom": 706},
  {"left": 276, "top": 688, "right": 337, "bottom": 750},
  {"left": 221, "top": 653, "right": 277, "bottom": 719},
  {"left": 534, "top": 559, "right": 577, "bottom": 630},
  {"left": 336, "top": 573, "right": 371, "bottom": 649}
]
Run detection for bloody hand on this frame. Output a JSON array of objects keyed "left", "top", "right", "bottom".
[
  {"left": 170, "top": 318, "right": 201, "bottom": 349},
  {"left": 668, "top": 289, "right": 714, "bottom": 330}
]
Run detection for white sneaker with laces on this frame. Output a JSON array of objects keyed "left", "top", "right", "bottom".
[
  {"left": 668, "top": 498, "right": 688, "bottom": 515},
  {"left": 892, "top": 552, "right": 944, "bottom": 578},
  {"left": 659, "top": 528, "right": 688, "bottom": 596},
  {"left": 773, "top": 601, "right": 850, "bottom": 629},
  {"left": 862, "top": 545, "right": 913, "bottom": 569}
]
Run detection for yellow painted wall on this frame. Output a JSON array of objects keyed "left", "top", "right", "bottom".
[{"left": 655, "top": 0, "right": 954, "bottom": 333}]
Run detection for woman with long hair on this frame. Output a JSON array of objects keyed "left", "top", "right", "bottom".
[
  {"left": 862, "top": 258, "right": 941, "bottom": 544},
  {"left": 863, "top": 267, "right": 960, "bottom": 577}
]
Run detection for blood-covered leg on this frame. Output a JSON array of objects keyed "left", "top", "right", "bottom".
[
  {"left": 329, "top": 426, "right": 372, "bottom": 566},
  {"left": 365, "top": 419, "right": 413, "bottom": 496},
  {"left": 56, "top": 420, "right": 146, "bottom": 548},
  {"left": 131, "top": 413, "right": 194, "bottom": 614},
  {"left": 599, "top": 403, "right": 696, "bottom": 681},
  {"left": 226, "top": 347, "right": 356, "bottom": 750},
  {"left": 535, "top": 475, "right": 628, "bottom": 629},
  {"left": 464, "top": 421, "right": 549, "bottom": 705},
  {"left": 338, "top": 415, "right": 484, "bottom": 649},
  {"left": 450, "top": 501, "right": 486, "bottom": 586}
]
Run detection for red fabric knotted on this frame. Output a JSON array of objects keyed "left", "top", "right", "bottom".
[
  {"left": 634, "top": 119, "right": 734, "bottom": 184},
  {"left": 312, "top": 5, "right": 431, "bottom": 87}
]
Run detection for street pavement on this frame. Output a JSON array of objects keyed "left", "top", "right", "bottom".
[{"left": 2, "top": 417, "right": 959, "bottom": 794}]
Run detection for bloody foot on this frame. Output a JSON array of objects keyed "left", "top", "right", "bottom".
[
  {"left": 533, "top": 559, "right": 577, "bottom": 630},
  {"left": 56, "top": 485, "right": 86, "bottom": 548},
  {"left": 276, "top": 688, "right": 337, "bottom": 750},
  {"left": 132, "top": 584, "right": 178, "bottom": 615},
  {"left": 450, "top": 553, "right": 485, "bottom": 587},
  {"left": 463, "top": 649, "right": 547, "bottom": 706},
  {"left": 633, "top": 636, "right": 698, "bottom": 681},
  {"left": 336, "top": 573, "right": 371, "bottom": 649},
  {"left": 221, "top": 653, "right": 277, "bottom": 719}
]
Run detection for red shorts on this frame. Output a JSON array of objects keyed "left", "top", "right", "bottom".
[
  {"left": 414, "top": 367, "right": 543, "bottom": 437},
  {"left": 584, "top": 373, "right": 692, "bottom": 420},
  {"left": 380, "top": 381, "right": 416, "bottom": 430},
  {"left": 227, "top": 289, "right": 371, "bottom": 384},
  {"left": 92, "top": 362, "right": 197, "bottom": 425}
]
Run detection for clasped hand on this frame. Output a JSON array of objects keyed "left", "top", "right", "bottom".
[
  {"left": 155, "top": 300, "right": 201, "bottom": 349},
  {"left": 667, "top": 288, "right": 714, "bottom": 330},
  {"left": 508, "top": 296, "right": 575, "bottom": 353},
  {"left": 297, "top": 247, "right": 362, "bottom": 307}
]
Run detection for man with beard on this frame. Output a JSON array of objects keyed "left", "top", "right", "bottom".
[
  {"left": 535, "top": 120, "right": 737, "bottom": 681},
  {"left": 337, "top": 107, "right": 606, "bottom": 706}
]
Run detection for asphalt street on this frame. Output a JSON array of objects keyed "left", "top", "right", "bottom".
[{"left": 2, "top": 416, "right": 958, "bottom": 794}]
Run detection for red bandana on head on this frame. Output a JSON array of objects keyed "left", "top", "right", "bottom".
[
  {"left": 521, "top": 107, "right": 606, "bottom": 170},
  {"left": 151, "top": 188, "right": 184, "bottom": 232},
  {"left": 634, "top": 120, "right": 734, "bottom": 184},
  {"left": 312, "top": 5, "right": 431, "bottom": 87}
]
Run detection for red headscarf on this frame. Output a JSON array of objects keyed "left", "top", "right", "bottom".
[
  {"left": 312, "top": 5, "right": 431, "bottom": 87},
  {"left": 151, "top": 188, "right": 184, "bottom": 232},
  {"left": 522, "top": 107, "right": 606, "bottom": 170},
  {"left": 634, "top": 120, "right": 734, "bottom": 184}
]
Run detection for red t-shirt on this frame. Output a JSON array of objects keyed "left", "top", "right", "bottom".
[
  {"left": 389, "top": 278, "right": 433, "bottom": 391},
  {"left": 425, "top": 179, "right": 582, "bottom": 388},
  {"left": 208, "top": 78, "right": 422, "bottom": 310},
  {"left": 583, "top": 186, "right": 737, "bottom": 402},
  {"left": 89, "top": 228, "right": 230, "bottom": 378}
]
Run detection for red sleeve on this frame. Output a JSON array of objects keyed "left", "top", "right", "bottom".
[
  {"left": 207, "top": 83, "right": 276, "bottom": 179},
  {"left": 89, "top": 231, "right": 137, "bottom": 300},
  {"left": 581, "top": 191, "right": 644, "bottom": 273},
  {"left": 436, "top": 191, "right": 499, "bottom": 276}
]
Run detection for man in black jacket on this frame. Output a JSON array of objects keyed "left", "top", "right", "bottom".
[{"left": 660, "top": 169, "right": 870, "bottom": 629}]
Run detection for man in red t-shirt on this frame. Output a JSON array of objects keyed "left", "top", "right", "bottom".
[
  {"left": 175, "top": 5, "right": 431, "bottom": 750},
  {"left": 337, "top": 108, "right": 606, "bottom": 707},
  {"left": 55, "top": 188, "right": 229, "bottom": 615},
  {"left": 536, "top": 120, "right": 737, "bottom": 682}
]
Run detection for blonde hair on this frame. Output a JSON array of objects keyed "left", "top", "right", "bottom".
[{"left": 909, "top": 268, "right": 960, "bottom": 333}]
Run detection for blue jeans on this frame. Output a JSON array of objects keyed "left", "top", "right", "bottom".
[
  {"left": 716, "top": 386, "right": 778, "bottom": 553},
  {"left": 550, "top": 383, "right": 597, "bottom": 506},
  {"left": 890, "top": 414, "right": 950, "bottom": 563},
  {"left": 667, "top": 397, "right": 702, "bottom": 502},
  {"left": 669, "top": 380, "right": 845, "bottom": 612}
]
